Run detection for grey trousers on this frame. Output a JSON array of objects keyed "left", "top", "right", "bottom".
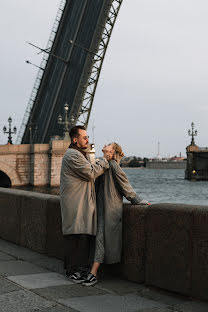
[{"left": 94, "top": 202, "right": 105, "bottom": 263}]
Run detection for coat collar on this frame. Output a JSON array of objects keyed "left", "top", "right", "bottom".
[{"left": 68, "top": 143, "right": 87, "bottom": 159}]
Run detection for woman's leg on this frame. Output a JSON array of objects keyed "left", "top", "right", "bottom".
[
  {"left": 87, "top": 181, "right": 105, "bottom": 280},
  {"left": 92, "top": 210, "right": 104, "bottom": 275},
  {"left": 90, "top": 261, "right": 100, "bottom": 276}
]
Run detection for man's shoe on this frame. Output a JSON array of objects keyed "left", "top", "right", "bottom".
[
  {"left": 82, "top": 273, "right": 98, "bottom": 287},
  {"left": 68, "top": 272, "right": 86, "bottom": 284}
]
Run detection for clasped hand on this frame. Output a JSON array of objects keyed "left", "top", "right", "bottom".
[{"left": 102, "top": 145, "right": 114, "bottom": 161}]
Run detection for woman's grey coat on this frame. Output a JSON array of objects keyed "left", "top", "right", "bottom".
[
  {"left": 60, "top": 148, "right": 109, "bottom": 236},
  {"left": 96, "top": 160, "right": 142, "bottom": 264}
]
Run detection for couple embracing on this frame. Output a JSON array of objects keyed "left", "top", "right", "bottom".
[{"left": 60, "top": 126, "right": 149, "bottom": 286}]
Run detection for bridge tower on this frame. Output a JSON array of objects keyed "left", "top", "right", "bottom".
[{"left": 17, "top": 0, "right": 123, "bottom": 144}]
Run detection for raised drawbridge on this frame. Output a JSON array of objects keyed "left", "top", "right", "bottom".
[{"left": 17, "top": 0, "right": 123, "bottom": 144}]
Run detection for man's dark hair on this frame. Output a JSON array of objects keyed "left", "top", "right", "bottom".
[{"left": 69, "top": 125, "right": 86, "bottom": 141}]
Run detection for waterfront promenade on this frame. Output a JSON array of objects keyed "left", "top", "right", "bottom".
[{"left": 0, "top": 239, "right": 208, "bottom": 312}]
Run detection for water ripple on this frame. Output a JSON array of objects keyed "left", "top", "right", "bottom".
[{"left": 123, "top": 168, "right": 208, "bottom": 205}]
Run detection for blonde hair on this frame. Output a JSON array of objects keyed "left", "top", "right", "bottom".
[{"left": 111, "top": 142, "right": 124, "bottom": 163}]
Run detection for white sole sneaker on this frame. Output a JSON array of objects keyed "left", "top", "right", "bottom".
[{"left": 82, "top": 273, "right": 98, "bottom": 287}]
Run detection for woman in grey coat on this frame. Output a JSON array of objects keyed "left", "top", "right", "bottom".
[{"left": 82, "top": 143, "right": 149, "bottom": 286}]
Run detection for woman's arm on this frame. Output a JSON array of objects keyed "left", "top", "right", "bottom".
[{"left": 110, "top": 160, "right": 148, "bottom": 204}]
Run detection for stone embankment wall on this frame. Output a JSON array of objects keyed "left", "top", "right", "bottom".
[{"left": 0, "top": 187, "right": 207, "bottom": 301}]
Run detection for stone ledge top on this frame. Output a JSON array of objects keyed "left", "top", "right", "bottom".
[
  {"left": 0, "top": 187, "right": 59, "bottom": 200},
  {"left": 1, "top": 187, "right": 208, "bottom": 212},
  {"left": 147, "top": 202, "right": 208, "bottom": 212},
  {"left": 0, "top": 144, "right": 31, "bottom": 154}
]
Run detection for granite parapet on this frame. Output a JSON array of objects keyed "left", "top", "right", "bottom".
[{"left": 0, "top": 188, "right": 208, "bottom": 301}]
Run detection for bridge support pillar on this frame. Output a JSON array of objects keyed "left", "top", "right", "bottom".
[
  {"left": 49, "top": 140, "right": 69, "bottom": 187},
  {"left": 29, "top": 144, "right": 50, "bottom": 186}
]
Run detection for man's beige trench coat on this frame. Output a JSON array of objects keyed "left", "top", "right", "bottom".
[{"left": 60, "top": 148, "right": 109, "bottom": 235}]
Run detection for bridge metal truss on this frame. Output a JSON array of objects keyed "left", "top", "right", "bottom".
[
  {"left": 73, "top": 0, "right": 123, "bottom": 127},
  {"left": 17, "top": 0, "right": 123, "bottom": 144},
  {"left": 16, "top": 0, "right": 66, "bottom": 144}
]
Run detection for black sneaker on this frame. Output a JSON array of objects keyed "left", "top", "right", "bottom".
[
  {"left": 82, "top": 273, "right": 98, "bottom": 287},
  {"left": 68, "top": 272, "right": 86, "bottom": 284}
]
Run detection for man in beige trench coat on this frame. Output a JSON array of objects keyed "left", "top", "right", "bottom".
[{"left": 60, "top": 125, "right": 111, "bottom": 283}]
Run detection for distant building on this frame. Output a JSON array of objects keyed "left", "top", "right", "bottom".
[
  {"left": 185, "top": 122, "right": 208, "bottom": 180},
  {"left": 185, "top": 144, "right": 208, "bottom": 180}
]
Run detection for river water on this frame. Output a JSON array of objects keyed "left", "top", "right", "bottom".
[
  {"left": 15, "top": 169, "right": 208, "bottom": 206},
  {"left": 123, "top": 168, "right": 208, "bottom": 206}
]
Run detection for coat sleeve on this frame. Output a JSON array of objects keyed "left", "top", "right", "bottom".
[
  {"left": 110, "top": 160, "right": 143, "bottom": 203},
  {"left": 66, "top": 152, "right": 109, "bottom": 181}
]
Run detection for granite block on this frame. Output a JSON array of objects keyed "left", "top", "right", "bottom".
[
  {"left": 58, "top": 294, "right": 168, "bottom": 312},
  {"left": 34, "top": 283, "right": 106, "bottom": 300},
  {"left": 37, "top": 305, "right": 77, "bottom": 312},
  {"left": 0, "top": 260, "right": 48, "bottom": 276},
  {"left": 145, "top": 204, "right": 193, "bottom": 296},
  {"left": 136, "top": 285, "right": 190, "bottom": 306},
  {"left": 121, "top": 204, "right": 147, "bottom": 283},
  {"left": 0, "top": 238, "right": 43, "bottom": 261},
  {"left": 20, "top": 195, "right": 48, "bottom": 253},
  {"left": 173, "top": 301, "right": 208, "bottom": 312},
  {"left": 46, "top": 197, "right": 64, "bottom": 259},
  {"left": 32, "top": 255, "right": 65, "bottom": 274},
  {"left": 0, "top": 192, "right": 21, "bottom": 244},
  {"left": 0, "top": 251, "right": 15, "bottom": 261},
  {"left": 0, "top": 290, "right": 54, "bottom": 312},
  {"left": 97, "top": 275, "right": 144, "bottom": 295},
  {"left": 192, "top": 206, "right": 208, "bottom": 300},
  {"left": 0, "top": 277, "right": 20, "bottom": 295},
  {"left": 7, "top": 272, "right": 73, "bottom": 289}
]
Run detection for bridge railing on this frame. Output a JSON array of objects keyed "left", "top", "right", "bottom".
[{"left": 16, "top": 0, "right": 66, "bottom": 144}]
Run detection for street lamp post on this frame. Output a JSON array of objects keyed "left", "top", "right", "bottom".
[
  {"left": 3, "top": 117, "right": 17, "bottom": 144},
  {"left": 28, "top": 122, "right": 38, "bottom": 145},
  {"left": 188, "top": 122, "right": 197, "bottom": 146},
  {"left": 57, "top": 103, "right": 74, "bottom": 140}
]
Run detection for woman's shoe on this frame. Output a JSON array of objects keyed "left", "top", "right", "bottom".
[{"left": 82, "top": 273, "right": 98, "bottom": 286}]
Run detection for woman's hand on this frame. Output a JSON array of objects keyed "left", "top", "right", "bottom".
[
  {"left": 102, "top": 144, "right": 115, "bottom": 161},
  {"left": 139, "top": 199, "right": 151, "bottom": 205},
  {"left": 131, "top": 197, "right": 150, "bottom": 205}
]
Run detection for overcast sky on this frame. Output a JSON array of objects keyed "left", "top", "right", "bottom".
[{"left": 0, "top": 0, "right": 208, "bottom": 157}]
